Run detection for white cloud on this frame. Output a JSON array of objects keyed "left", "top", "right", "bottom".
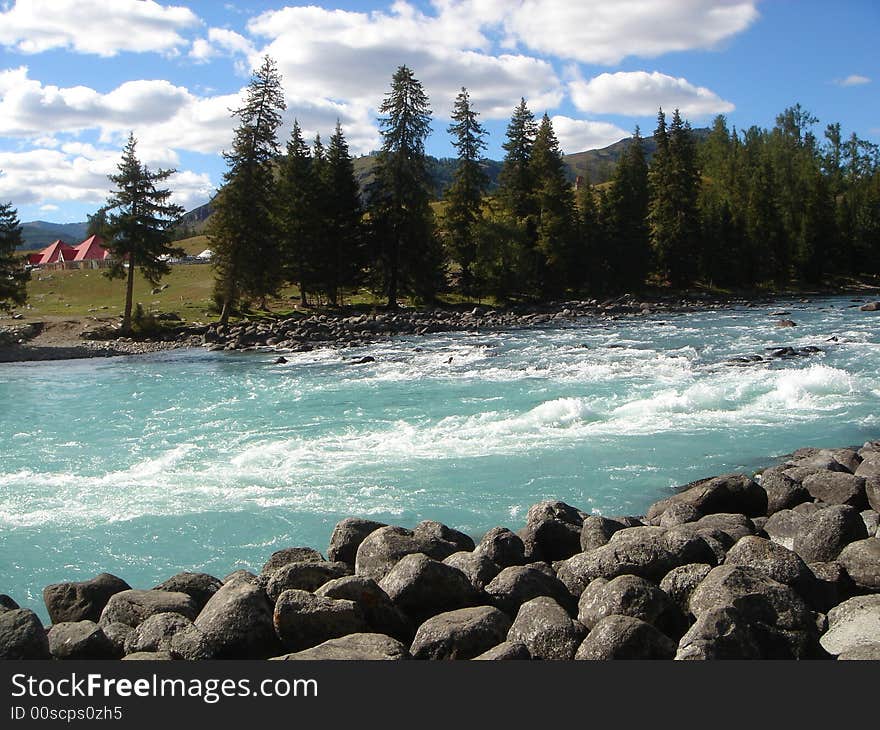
[
  {"left": 835, "top": 74, "right": 871, "bottom": 87},
  {"left": 570, "top": 71, "right": 735, "bottom": 117},
  {"left": 489, "top": 0, "right": 760, "bottom": 65},
  {"left": 247, "top": 4, "right": 562, "bottom": 121},
  {"left": 190, "top": 27, "right": 255, "bottom": 64},
  {"left": 39, "top": 204, "right": 59, "bottom": 212},
  {"left": 0, "top": 0, "right": 201, "bottom": 57},
  {"left": 550, "top": 116, "right": 629, "bottom": 154}
]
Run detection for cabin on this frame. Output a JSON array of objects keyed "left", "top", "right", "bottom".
[{"left": 29, "top": 236, "right": 113, "bottom": 270}]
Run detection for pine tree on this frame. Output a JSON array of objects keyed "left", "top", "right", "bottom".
[
  {"left": 322, "top": 121, "right": 364, "bottom": 305},
  {"left": 209, "top": 55, "right": 286, "bottom": 323},
  {"left": 277, "top": 121, "right": 318, "bottom": 306},
  {"left": 370, "top": 65, "right": 442, "bottom": 307},
  {"left": 102, "top": 133, "right": 184, "bottom": 332},
  {"left": 530, "top": 113, "right": 577, "bottom": 297},
  {"left": 604, "top": 127, "right": 650, "bottom": 292},
  {"left": 0, "top": 201, "right": 28, "bottom": 311},
  {"left": 576, "top": 173, "right": 603, "bottom": 295},
  {"left": 444, "top": 87, "right": 488, "bottom": 297},
  {"left": 497, "top": 98, "right": 538, "bottom": 221}
]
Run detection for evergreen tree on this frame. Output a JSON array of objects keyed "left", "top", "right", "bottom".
[
  {"left": 277, "top": 120, "right": 318, "bottom": 306},
  {"left": 604, "top": 127, "right": 650, "bottom": 292},
  {"left": 370, "top": 65, "right": 442, "bottom": 307},
  {"left": 209, "top": 55, "right": 286, "bottom": 323},
  {"left": 322, "top": 121, "right": 364, "bottom": 305},
  {"left": 497, "top": 98, "right": 538, "bottom": 221},
  {"left": 102, "top": 133, "right": 184, "bottom": 332},
  {"left": 530, "top": 113, "right": 577, "bottom": 297},
  {"left": 0, "top": 200, "right": 27, "bottom": 311},
  {"left": 444, "top": 87, "right": 488, "bottom": 297},
  {"left": 576, "top": 173, "right": 604, "bottom": 295}
]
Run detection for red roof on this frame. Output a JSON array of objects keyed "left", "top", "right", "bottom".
[
  {"left": 72, "top": 235, "right": 111, "bottom": 262},
  {"left": 35, "top": 240, "right": 79, "bottom": 265}
]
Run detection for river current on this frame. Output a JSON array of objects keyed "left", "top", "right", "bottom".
[{"left": 2, "top": 295, "right": 879, "bottom": 619}]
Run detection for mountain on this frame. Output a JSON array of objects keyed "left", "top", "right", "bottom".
[{"left": 19, "top": 220, "right": 89, "bottom": 250}]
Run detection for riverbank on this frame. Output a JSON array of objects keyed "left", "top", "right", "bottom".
[
  {"left": 4, "top": 290, "right": 880, "bottom": 363},
  {"left": 2, "top": 440, "right": 878, "bottom": 660}
]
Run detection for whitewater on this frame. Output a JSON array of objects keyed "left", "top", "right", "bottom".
[{"left": 2, "top": 295, "right": 879, "bottom": 619}]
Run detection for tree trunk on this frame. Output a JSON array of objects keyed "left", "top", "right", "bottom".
[
  {"left": 123, "top": 259, "right": 135, "bottom": 333},
  {"left": 387, "top": 230, "right": 399, "bottom": 310},
  {"left": 220, "top": 298, "right": 231, "bottom": 325}
]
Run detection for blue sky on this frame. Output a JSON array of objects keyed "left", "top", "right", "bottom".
[{"left": 0, "top": 0, "right": 877, "bottom": 223}]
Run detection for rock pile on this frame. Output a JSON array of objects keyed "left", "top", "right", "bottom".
[{"left": 2, "top": 442, "right": 878, "bottom": 661}]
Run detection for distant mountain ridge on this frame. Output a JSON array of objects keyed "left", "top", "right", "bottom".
[{"left": 25, "top": 129, "right": 711, "bottom": 245}]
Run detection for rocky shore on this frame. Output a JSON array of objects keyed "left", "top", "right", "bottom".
[{"left": 2, "top": 441, "right": 879, "bottom": 661}]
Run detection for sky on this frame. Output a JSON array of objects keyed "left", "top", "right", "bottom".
[{"left": 0, "top": 0, "right": 877, "bottom": 224}]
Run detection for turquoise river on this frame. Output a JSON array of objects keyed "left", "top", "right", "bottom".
[{"left": 2, "top": 295, "right": 879, "bottom": 621}]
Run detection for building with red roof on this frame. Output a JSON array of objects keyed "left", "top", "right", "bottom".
[
  {"left": 71, "top": 235, "right": 112, "bottom": 267},
  {"left": 29, "top": 235, "right": 113, "bottom": 270}
]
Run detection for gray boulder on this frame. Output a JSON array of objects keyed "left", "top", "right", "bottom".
[
  {"left": 484, "top": 564, "right": 576, "bottom": 617},
  {"left": 264, "top": 561, "right": 353, "bottom": 601},
  {"left": 443, "top": 551, "right": 501, "bottom": 591},
  {"left": 153, "top": 573, "right": 223, "bottom": 612},
  {"left": 862, "top": 510, "right": 880, "bottom": 536},
  {"left": 99, "top": 590, "right": 197, "bottom": 628},
  {"left": 507, "top": 596, "right": 586, "bottom": 661},
  {"left": 865, "top": 478, "right": 880, "bottom": 512},
  {"left": 807, "top": 561, "right": 855, "bottom": 614},
  {"left": 522, "top": 500, "right": 585, "bottom": 562},
  {"left": 0, "top": 595, "right": 19, "bottom": 612},
  {"left": 659, "top": 564, "right": 714, "bottom": 615},
  {"left": 577, "top": 575, "right": 687, "bottom": 637},
  {"left": 792, "top": 504, "right": 868, "bottom": 562},
  {"left": 121, "top": 651, "right": 174, "bottom": 661},
  {"left": 355, "top": 523, "right": 470, "bottom": 581},
  {"left": 0, "top": 609, "right": 50, "bottom": 659},
  {"left": 724, "top": 536, "right": 816, "bottom": 596},
  {"left": 580, "top": 516, "right": 625, "bottom": 552},
  {"left": 260, "top": 547, "right": 324, "bottom": 577},
  {"left": 659, "top": 503, "right": 703, "bottom": 528},
  {"left": 272, "top": 633, "right": 409, "bottom": 660},
  {"left": 316, "top": 575, "right": 412, "bottom": 643},
  {"left": 760, "top": 471, "right": 810, "bottom": 515},
  {"left": 100, "top": 622, "right": 133, "bottom": 658},
  {"left": 273, "top": 589, "right": 369, "bottom": 652},
  {"left": 575, "top": 615, "right": 676, "bottom": 660},
  {"left": 222, "top": 570, "right": 259, "bottom": 586},
  {"left": 48, "top": 621, "right": 117, "bottom": 660},
  {"left": 820, "top": 595, "right": 880, "bottom": 656},
  {"left": 687, "top": 513, "right": 755, "bottom": 545},
  {"left": 327, "top": 518, "right": 387, "bottom": 565},
  {"left": 43, "top": 573, "right": 131, "bottom": 624},
  {"left": 802, "top": 472, "right": 867, "bottom": 509},
  {"left": 472, "top": 641, "right": 532, "bottom": 660},
  {"left": 837, "top": 538, "right": 880, "bottom": 591},
  {"left": 124, "top": 612, "right": 193, "bottom": 655},
  {"left": 764, "top": 509, "right": 806, "bottom": 550},
  {"left": 838, "top": 643, "right": 880, "bottom": 660},
  {"left": 410, "top": 606, "right": 511, "bottom": 660},
  {"left": 646, "top": 474, "right": 767, "bottom": 521},
  {"left": 675, "top": 607, "right": 763, "bottom": 660},
  {"left": 475, "top": 527, "right": 526, "bottom": 568},
  {"left": 194, "top": 580, "right": 278, "bottom": 659},
  {"left": 378, "top": 554, "right": 482, "bottom": 625}
]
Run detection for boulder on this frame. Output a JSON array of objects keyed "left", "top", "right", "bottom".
[
  {"left": 414, "top": 521, "right": 475, "bottom": 553},
  {"left": 99, "top": 590, "right": 197, "bottom": 628},
  {"left": 646, "top": 474, "right": 767, "bottom": 521},
  {"left": 0, "top": 595, "right": 19, "bottom": 612},
  {"left": 355, "top": 523, "right": 470, "bottom": 581},
  {"left": 48, "top": 621, "right": 117, "bottom": 660},
  {"left": 273, "top": 589, "right": 369, "bottom": 652},
  {"left": 659, "top": 503, "right": 703, "bottom": 528},
  {"left": 829, "top": 449, "right": 863, "bottom": 474},
  {"left": 820, "top": 595, "right": 880, "bottom": 656},
  {"left": 575, "top": 615, "right": 676, "bottom": 660},
  {"left": 168, "top": 625, "right": 216, "bottom": 661},
  {"left": 792, "top": 504, "right": 868, "bottom": 562},
  {"left": 472, "top": 641, "right": 532, "bottom": 660},
  {"left": 43, "top": 573, "right": 131, "bottom": 624},
  {"left": 475, "top": 527, "right": 526, "bottom": 568},
  {"left": 378, "top": 554, "right": 482, "bottom": 625},
  {"left": 121, "top": 651, "right": 174, "bottom": 661},
  {"left": 272, "top": 633, "right": 410, "bottom": 661},
  {"left": 675, "top": 607, "right": 763, "bottom": 660},
  {"left": 862, "top": 510, "right": 880, "bottom": 536},
  {"left": 659, "top": 564, "right": 713, "bottom": 615},
  {"left": 410, "top": 606, "right": 511, "bottom": 660},
  {"left": 577, "top": 575, "right": 688, "bottom": 638},
  {"left": 724, "top": 536, "right": 816, "bottom": 597},
  {"left": 687, "top": 514, "right": 755, "bottom": 545},
  {"left": 764, "top": 509, "right": 806, "bottom": 550},
  {"left": 260, "top": 547, "right": 324, "bottom": 577},
  {"left": 802, "top": 472, "right": 868, "bottom": 509},
  {"left": 662, "top": 527, "right": 721, "bottom": 566},
  {"left": 760, "top": 471, "right": 811, "bottom": 515},
  {"left": 264, "top": 561, "right": 353, "bottom": 601},
  {"left": 807, "top": 562, "right": 855, "bottom": 614},
  {"left": 507, "top": 597, "right": 586, "bottom": 661},
  {"left": 838, "top": 643, "right": 880, "bottom": 660},
  {"left": 580, "top": 516, "right": 625, "bottom": 552},
  {"left": 484, "top": 565, "right": 576, "bottom": 617},
  {"left": 100, "top": 622, "right": 133, "bottom": 659},
  {"left": 153, "top": 573, "right": 223, "bottom": 612},
  {"left": 194, "top": 581, "right": 278, "bottom": 659},
  {"left": 327, "top": 518, "right": 387, "bottom": 565},
  {"left": 837, "top": 538, "right": 880, "bottom": 591},
  {"left": 0, "top": 609, "right": 50, "bottom": 659},
  {"left": 223, "top": 570, "right": 259, "bottom": 586},
  {"left": 316, "top": 576, "right": 412, "bottom": 643},
  {"left": 443, "top": 551, "right": 501, "bottom": 591},
  {"left": 124, "top": 612, "right": 194, "bottom": 655},
  {"left": 865, "top": 478, "right": 880, "bottom": 512}
]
